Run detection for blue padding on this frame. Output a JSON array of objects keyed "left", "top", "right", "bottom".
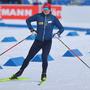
[
  {"left": 86, "top": 31, "right": 90, "bottom": 35},
  {"left": 64, "top": 27, "right": 90, "bottom": 31},
  {"left": 52, "top": 0, "right": 70, "bottom": 5},
  {"left": 67, "top": 32, "right": 79, "bottom": 36},
  {"left": 22, "top": 0, "right": 30, "bottom": 4},
  {"left": 0, "top": 23, "right": 37, "bottom": 28},
  {"left": 32, "top": 54, "right": 54, "bottom": 62},
  {"left": 4, "top": 57, "right": 24, "bottom": 66},
  {"left": 1, "top": 37, "right": 17, "bottom": 42},
  {"left": 63, "top": 49, "right": 83, "bottom": 57},
  {"left": 0, "top": 23, "right": 90, "bottom": 32}
]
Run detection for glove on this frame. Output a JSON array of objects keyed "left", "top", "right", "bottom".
[
  {"left": 57, "top": 31, "right": 61, "bottom": 37},
  {"left": 30, "top": 29, "right": 35, "bottom": 32}
]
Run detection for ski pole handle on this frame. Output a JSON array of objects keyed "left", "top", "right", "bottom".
[
  {"left": 53, "top": 31, "right": 61, "bottom": 38},
  {"left": 53, "top": 32, "right": 58, "bottom": 37},
  {"left": 30, "top": 29, "right": 37, "bottom": 33}
]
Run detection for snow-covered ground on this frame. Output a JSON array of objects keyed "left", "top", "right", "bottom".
[{"left": 0, "top": 23, "right": 90, "bottom": 90}]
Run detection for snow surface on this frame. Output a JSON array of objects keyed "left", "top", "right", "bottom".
[{"left": 0, "top": 25, "right": 90, "bottom": 90}]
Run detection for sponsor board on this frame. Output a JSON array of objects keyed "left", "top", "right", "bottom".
[
  {"left": 0, "top": 5, "right": 39, "bottom": 19},
  {"left": 0, "top": 5, "right": 62, "bottom": 19}
]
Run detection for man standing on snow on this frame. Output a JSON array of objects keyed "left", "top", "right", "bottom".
[{"left": 10, "top": 3, "right": 64, "bottom": 81}]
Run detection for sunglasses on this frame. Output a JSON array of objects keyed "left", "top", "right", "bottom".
[{"left": 43, "top": 7, "right": 50, "bottom": 11}]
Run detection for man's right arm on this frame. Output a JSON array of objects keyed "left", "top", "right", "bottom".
[
  {"left": 26, "top": 14, "right": 38, "bottom": 32},
  {"left": 53, "top": 16, "right": 64, "bottom": 36}
]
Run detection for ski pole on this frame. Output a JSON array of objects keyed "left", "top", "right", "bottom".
[
  {"left": 0, "top": 33, "right": 34, "bottom": 57},
  {"left": 53, "top": 33, "right": 90, "bottom": 69}
]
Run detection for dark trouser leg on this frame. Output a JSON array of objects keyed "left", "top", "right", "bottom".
[
  {"left": 20, "top": 40, "right": 42, "bottom": 71},
  {"left": 14, "top": 40, "right": 42, "bottom": 77},
  {"left": 42, "top": 40, "right": 52, "bottom": 74}
]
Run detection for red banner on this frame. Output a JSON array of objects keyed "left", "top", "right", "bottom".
[
  {"left": 51, "top": 5, "right": 62, "bottom": 19},
  {"left": 0, "top": 5, "right": 62, "bottom": 19},
  {"left": 0, "top": 5, "right": 39, "bottom": 19}
]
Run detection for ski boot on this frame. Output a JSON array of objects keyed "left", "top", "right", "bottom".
[
  {"left": 41, "top": 73, "right": 47, "bottom": 81},
  {"left": 10, "top": 70, "right": 23, "bottom": 80}
]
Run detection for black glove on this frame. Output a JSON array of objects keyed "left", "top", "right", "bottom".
[
  {"left": 57, "top": 31, "right": 61, "bottom": 37},
  {"left": 30, "top": 29, "right": 35, "bottom": 32}
]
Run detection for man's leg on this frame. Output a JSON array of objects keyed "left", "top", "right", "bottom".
[
  {"left": 10, "top": 40, "right": 42, "bottom": 79},
  {"left": 41, "top": 40, "right": 52, "bottom": 81}
]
